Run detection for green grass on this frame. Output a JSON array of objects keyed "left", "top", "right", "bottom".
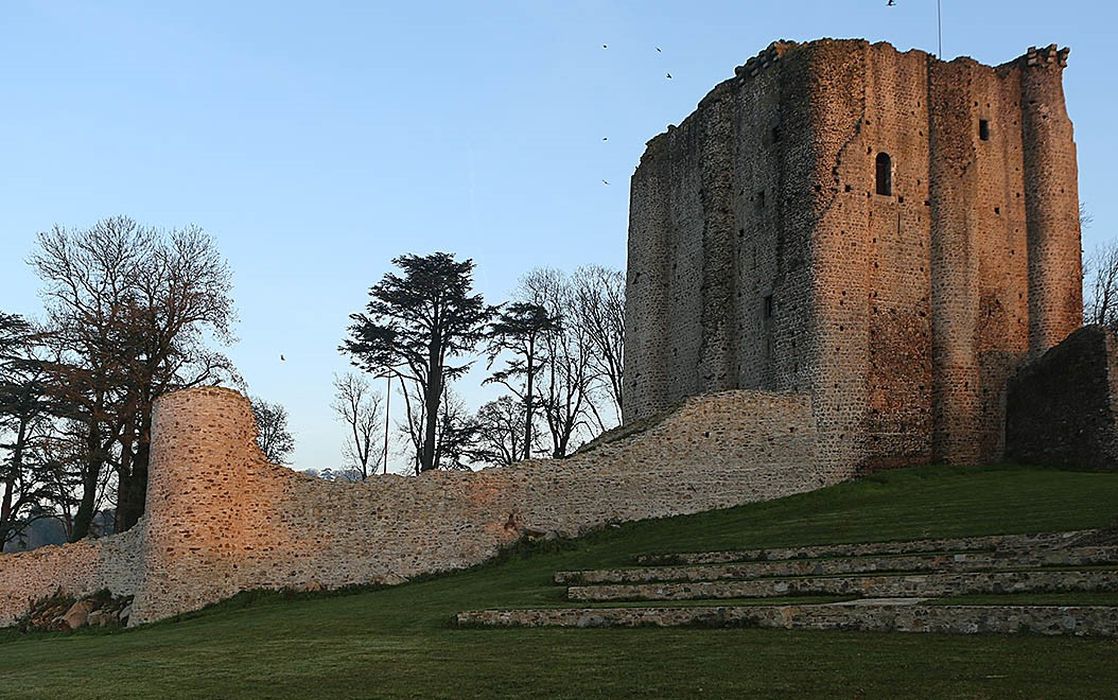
[{"left": 1, "top": 464, "right": 1117, "bottom": 699}]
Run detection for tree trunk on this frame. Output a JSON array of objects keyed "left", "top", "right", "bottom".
[
  {"left": 115, "top": 410, "right": 150, "bottom": 532},
  {"left": 70, "top": 427, "right": 103, "bottom": 541},
  {"left": 115, "top": 415, "right": 136, "bottom": 533},
  {"left": 70, "top": 467, "right": 100, "bottom": 541},
  {"left": 421, "top": 364, "right": 441, "bottom": 473},
  {"left": 524, "top": 340, "right": 534, "bottom": 462},
  {"left": 0, "top": 416, "right": 28, "bottom": 546},
  {"left": 0, "top": 476, "right": 14, "bottom": 548},
  {"left": 552, "top": 427, "right": 568, "bottom": 460}
]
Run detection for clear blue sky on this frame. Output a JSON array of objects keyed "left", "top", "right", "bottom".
[{"left": 1, "top": 1, "right": 1113, "bottom": 472}]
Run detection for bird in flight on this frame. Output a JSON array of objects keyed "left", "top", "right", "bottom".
[
  {"left": 887, "top": 0, "right": 895, "bottom": 5},
  {"left": 602, "top": 44, "right": 608, "bottom": 49},
  {"left": 602, "top": 137, "right": 608, "bottom": 141},
  {"left": 656, "top": 47, "right": 662, "bottom": 53},
  {"left": 602, "top": 179, "right": 610, "bottom": 186},
  {"left": 280, "top": 354, "right": 286, "bottom": 362},
  {"left": 666, "top": 73, "right": 672, "bottom": 79}
]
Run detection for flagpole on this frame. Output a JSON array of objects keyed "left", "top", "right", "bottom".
[{"left": 937, "top": 0, "right": 943, "bottom": 58}]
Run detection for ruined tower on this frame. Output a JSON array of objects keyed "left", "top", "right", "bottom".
[{"left": 622, "top": 39, "right": 1082, "bottom": 475}]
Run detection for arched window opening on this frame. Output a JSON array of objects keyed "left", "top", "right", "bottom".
[{"left": 875, "top": 152, "right": 893, "bottom": 196}]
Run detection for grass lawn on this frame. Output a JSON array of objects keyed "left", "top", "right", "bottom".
[{"left": 1, "top": 464, "right": 1117, "bottom": 699}]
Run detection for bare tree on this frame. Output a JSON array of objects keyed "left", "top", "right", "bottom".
[
  {"left": 331, "top": 373, "right": 383, "bottom": 479},
  {"left": 1085, "top": 241, "right": 1118, "bottom": 330},
  {"left": 470, "top": 396, "right": 533, "bottom": 467},
  {"left": 572, "top": 265, "right": 625, "bottom": 427},
  {"left": 29, "top": 216, "right": 237, "bottom": 537},
  {"left": 251, "top": 397, "right": 295, "bottom": 465},
  {"left": 518, "top": 269, "right": 591, "bottom": 458},
  {"left": 400, "top": 388, "right": 475, "bottom": 472},
  {"left": 1081, "top": 201, "right": 1094, "bottom": 230},
  {"left": 1080, "top": 201, "right": 1118, "bottom": 331}
]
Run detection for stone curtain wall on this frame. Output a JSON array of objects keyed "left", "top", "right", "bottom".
[
  {"left": 623, "top": 39, "right": 1082, "bottom": 476},
  {"left": 0, "top": 525, "right": 145, "bottom": 626},
  {"left": 1006, "top": 326, "right": 1118, "bottom": 470},
  {"left": 120, "top": 386, "right": 820, "bottom": 625},
  {"left": 0, "top": 386, "right": 820, "bottom": 627}
]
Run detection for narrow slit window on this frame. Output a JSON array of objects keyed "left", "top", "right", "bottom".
[
  {"left": 979, "top": 119, "right": 990, "bottom": 141},
  {"left": 763, "top": 295, "right": 774, "bottom": 319},
  {"left": 875, "top": 152, "right": 893, "bottom": 196}
]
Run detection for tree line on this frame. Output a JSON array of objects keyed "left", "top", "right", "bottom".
[
  {"left": 6, "top": 207, "right": 1115, "bottom": 548},
  {"left": 338, "top": 252, "right": 625, "bottom": 475},
  {"left": 0, "top": 219, "right": 625, "bottom": 550},
  {"left": 1, "top": 217, "right": 235, "bottom": 547}
]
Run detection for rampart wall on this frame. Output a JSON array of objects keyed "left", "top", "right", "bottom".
[
  {"left": 0, "top": 386, "right": 823, "bottom": 626},
  {"left": 0, "top": 525, "right": 144, "bottom": 627}
]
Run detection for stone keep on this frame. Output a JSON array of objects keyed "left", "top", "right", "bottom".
[{"left": 623, "top": 39, "right": 1082, "bottom": 476}]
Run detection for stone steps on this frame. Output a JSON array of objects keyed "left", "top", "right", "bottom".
[
  {"left": 456, "top": 530, "right": 1118, "bottom": 637},
  {"left": 566, "top": 568, "right": 1118, "bottom": 602},
  {"left": 634, "top": 530, "right": 1092, "bottom": 566},
  {"left": 456, "top": 603, "right": 1118, "bottom": 637},
  {"left": 557, "top": 546, "right": 1118, "bottom": 585}
]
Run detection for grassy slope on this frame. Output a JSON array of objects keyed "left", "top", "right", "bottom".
[{"left": 1, "top": 464, "right": 1117, "bottom": 699}]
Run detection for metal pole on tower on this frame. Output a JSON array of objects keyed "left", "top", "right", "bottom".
[{"left": 937, "top": 0, "right": 943, "bottom": 58}]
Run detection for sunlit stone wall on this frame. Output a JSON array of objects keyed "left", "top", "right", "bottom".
[
  {"left": 0, "top": 384, "right": 822, "bottom": 627},
  {"left": 0, "top": 525, "right": 144, "bottom": 627}
]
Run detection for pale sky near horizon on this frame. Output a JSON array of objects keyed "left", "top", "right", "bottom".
[{"left": 1, "top": 1, "right": 1114, "bottom": 473}]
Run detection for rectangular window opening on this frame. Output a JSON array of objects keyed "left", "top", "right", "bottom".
[
  {"left": 875, "top": 153, "right": 893, "bottom": 196},
  {"left": 979, "top": 119, "right": 990, "bottom": 141},
  {"left": 763, "top": 294, "right": 774, "bottom": 319}
]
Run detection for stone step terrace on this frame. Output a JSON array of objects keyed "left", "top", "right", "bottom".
[
  {"left": 457, "top": 530, "right": 1118, "bottom": 637},
  {"left": 556, "top": 546, "right": 1118, "bottom": 585}
]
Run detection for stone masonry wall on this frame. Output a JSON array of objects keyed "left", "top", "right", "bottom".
[
  {"left": 623, "top": 39, "right": 1082, "bottom": 476},
  {"left": 623, "top": 41, "right": 817, "bottom": 427},
  {"left": 1006, "top": 325, "right": 1118, "bottom": 470},
  {"left": 0, "top": 524, "right": 145, "bottom": 626},
  {"left": 458, "top": 604, "right": 1118, "bottom": 638},
  {"left": 114, "top": 386, "right": 820, "bottom": 625}
]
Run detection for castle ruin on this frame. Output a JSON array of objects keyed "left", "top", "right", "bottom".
[
  {"left": 623, "top": 39, "right": 1082, "bottom": 475},
  {"left": 1, "top": 39, "right": 1111, "bottom": 627}
]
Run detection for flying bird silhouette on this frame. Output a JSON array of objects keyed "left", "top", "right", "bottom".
[
  {"left": 602, "top": 137, "right": 608, "bottom": 141},
  {"left": 602, "top": 44, "right": 608, "bottom": 49},
  {"left": 656, "top": 47, "right": 662, "bottom": 53},
  {"left": 666, "top": 73, "right": 673, "bottom": 79},
  {"left": 887, "top": 0, "right": 895, "bottom": 5},
  {"left": 602, "top": 180, "right": 610, "bottom": 186},
  {"left": 280, "top": 354, "right": 286, "bottom": 362}
]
